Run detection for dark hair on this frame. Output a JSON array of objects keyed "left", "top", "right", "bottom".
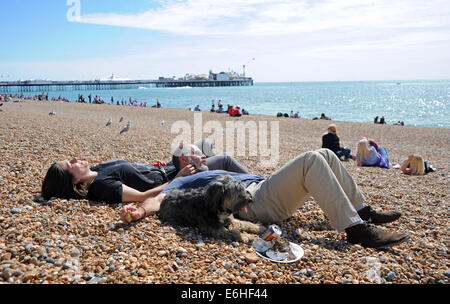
[
  {"left": 172, "top": 154, "right": 181, "bottom": 172},
  {"left": 41, "top": 163, "right": 88, "bottom": 200}
]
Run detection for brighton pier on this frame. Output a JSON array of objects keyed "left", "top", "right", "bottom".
[{"left": 0, "top": 78, "right": 254, "bottom": 93}]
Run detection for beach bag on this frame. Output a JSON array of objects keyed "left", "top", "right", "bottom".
[{"left": 424, "top": 161, "right": 436, "bottom": 174}]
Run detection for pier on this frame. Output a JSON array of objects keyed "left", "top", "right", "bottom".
[{"left": 0, "top": 78, "right": 253, "bottom": 93}]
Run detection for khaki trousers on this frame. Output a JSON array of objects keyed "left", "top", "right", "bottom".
[{"left": 238, "top": 148, "right": 364, "bottom": 232}]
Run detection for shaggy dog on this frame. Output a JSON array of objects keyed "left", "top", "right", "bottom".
[{"left": 159, "top": 175, "right": 266, "bottom": 243}]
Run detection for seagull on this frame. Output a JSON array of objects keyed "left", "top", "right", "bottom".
[
  {"left": 106, "top": 117, "right": 112, "bottom": 126},
  {"left": 49, "top": 110, "right": 56, "bottom": 116},
  {"left": 120, "top": 121, "right": 131, "bottom": 134},
  {"left": 119, "top": 116, "right": 123, "bottom": 123}
]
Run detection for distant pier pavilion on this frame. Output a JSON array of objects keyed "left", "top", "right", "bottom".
[{"left": 0, "top": 78, "right": 254, "bottom": 93}]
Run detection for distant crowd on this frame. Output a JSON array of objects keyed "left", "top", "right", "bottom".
[
  {"left": 0, "top": 92, "right": 163, "bottom": 108},
  {"left": 1, "top": 93, "right": 405, "bottom": 126},
  {"left": 275, "top": 111, "right": 405, "bottom": 126},
  {"left": 374, "top": 115, "right": 404, "bottom": 126},
  {"left": 189, "top": 99, "right": 249, "bottom": 117},
  {"left": 76, "top": 94, "right": 161, "bottom": 108},
  {"left": 277, "top": 112, "right": 330, "bottom": 120},
  {"left": 0, "top": 93, "right": 25, "bottom": 102}
]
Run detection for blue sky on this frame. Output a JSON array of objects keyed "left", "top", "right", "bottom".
[{"left": 1, "top": 0, "right": 450, "bottom": 82}]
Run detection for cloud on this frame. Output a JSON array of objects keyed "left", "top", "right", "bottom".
[
  {"left": 3, "top": 0, "right": 450, "bottom": 82},
  {"left": 75, "top": 0, "right": 450, "bottom": 37}
]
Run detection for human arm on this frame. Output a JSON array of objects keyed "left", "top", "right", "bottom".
[
  {"left": 356, "top": 158, "right": 362, "bottom": 166},
  {"left": 121, "top": 182, "right": 168, "bottom": 203},
  {"left": 120, "top": 193, "right": 166, "bottom": 222},
  {"left": 400, "top": 155, "right": 414, "bottom": 174}
]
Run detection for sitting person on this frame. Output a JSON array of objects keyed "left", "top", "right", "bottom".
[
  {"left": 41, "top": 139, "right": 248, "bottom": 204},
  {"left": 356, "top": 138, "right": 390, "bottom": 169},
  {"left": 229, "top": 106, "right": 242, "bottom": 117},
  {"left": 322, "top": 124, "right": 355, "bottom": 161},
  {"left": 121, "top": 148, "right": 409, "bottom": 249},
  {"left": 227, "top": 104, "right": 233, "bottom": 115},
  {"left": 320, "top": 113, "right": 331, "bottom": 120},
  {"left": 400, "top": 154, "right": 436, "bottom": 175}
]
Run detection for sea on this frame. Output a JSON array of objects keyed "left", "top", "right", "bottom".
[{"left": 13, "top": 80, "right": 450, "bottom": 128}]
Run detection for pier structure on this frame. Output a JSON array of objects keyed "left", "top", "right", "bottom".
[{"left": 0, "top": 78, "right": 253, "bottom": 93}]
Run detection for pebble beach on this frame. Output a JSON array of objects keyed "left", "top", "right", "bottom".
[{"left": 0, "top": 99, "right": 448, "bottom": 285}]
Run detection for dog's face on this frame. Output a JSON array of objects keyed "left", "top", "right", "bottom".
[{"left": 205, "top": 175, "right": 252, "bottom": 215}]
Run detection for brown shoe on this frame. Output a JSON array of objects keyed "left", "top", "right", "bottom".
[
  {"left": 345, "top": 223, "right": 410, "bottom": 248},
  {"left": 358, "top": 206, "right": 401, "bottom": 224}
]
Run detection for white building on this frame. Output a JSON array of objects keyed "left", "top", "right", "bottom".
[{"left": 216, "top": 72, "right": 229, "bottom": 81}]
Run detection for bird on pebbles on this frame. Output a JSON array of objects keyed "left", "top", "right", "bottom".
[
  {"left": 49, "top": 110, "right": 56, "bottom": 116},
  {"left": 106, "top": 117, "right": 112, "bottom": 126},
  {"left": 119, "top": 116, "right": 123, "bottom": 123},
  {"left": 120, "top": 121, "right": 131, "bottom": 134}
]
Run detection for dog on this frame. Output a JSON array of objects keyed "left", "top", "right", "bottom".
[{"left": 159, "top": 175, "right": 266, "bottom": 243}]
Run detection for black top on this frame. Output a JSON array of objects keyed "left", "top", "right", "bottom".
[
  {"left": 87, "top": 159, "right": 172, "bottom": 204},
  {"left": 322, "top": 132, "right": 342, "bottom": 153}
]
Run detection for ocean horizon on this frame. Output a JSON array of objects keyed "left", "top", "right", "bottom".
[{"left": 7, "top": 79, "right": 450, "bottom": 128}]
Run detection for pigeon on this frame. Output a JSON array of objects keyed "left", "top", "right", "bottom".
[
  {"left": 119, "top": 116, "right": 123, "bottom": 123},
  {"left": 0, "top": 103, "right": 3, "bottom": 106},
  {"left": 160, "top": 120, "right": 165, "bottom": 126},
  {"left": 106, "top": 117, "right": 112, "bottom": 126},
  {"left": 49, "top": 110, "right": 56, "bottom": 116},
  {"left": 120, "top": 121, "right": 131, "bottom": 134}
]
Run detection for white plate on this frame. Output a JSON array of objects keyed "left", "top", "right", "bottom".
[
  {"left": 252, "top": 238, "right": 272, "bottom": 252},
  {"left": 255, "top": 242, "right": 304, "bottom": 263}
]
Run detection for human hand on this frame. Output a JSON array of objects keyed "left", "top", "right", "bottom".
[
  {"left": 175, "top": 164, "right": 197, "bottom": 178},
  {"left": 120, "top": 204, "right": 145, "bottom": 223}
]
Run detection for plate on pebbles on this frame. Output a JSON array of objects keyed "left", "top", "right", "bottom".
[{"left": 252, "top": 238, "right": 304, "bottom": 263}]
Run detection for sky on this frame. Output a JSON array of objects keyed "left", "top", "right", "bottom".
[{"left": 1, "top": 0, "right": 450, "bottom": 82}]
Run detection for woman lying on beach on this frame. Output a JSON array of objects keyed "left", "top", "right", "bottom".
[
  {"left": 321, "top": 124, "right": 355, "bottom": 161},
  {"left": 400, "top": 154, "right": 435, "bottom": 175},
  {"left": 41, "top": 138, "right": 249, "bottom": 204},
  {"left": 120, "top": 148, "right": 409, "bottom": 249},
  {"left": 355, "top": 138, "right": 391, "bottom": 169}
]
